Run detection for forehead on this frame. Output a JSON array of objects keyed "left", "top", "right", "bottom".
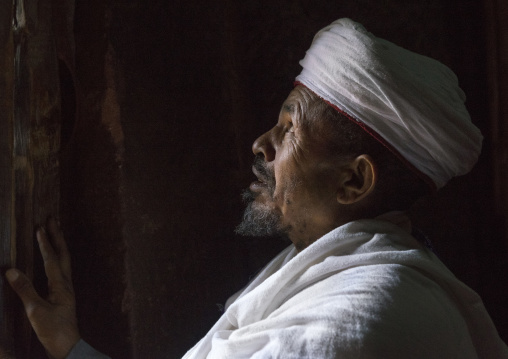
[
  {"left": 282, "top": 86, "right": 317, "bottom": 109},
  {"left": 280, "top": 86, "right": 326, "bottom": 128}
]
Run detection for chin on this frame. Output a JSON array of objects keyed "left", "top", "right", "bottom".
[{"left": 235, "top": 199, "right": 281, "bottom": 237}]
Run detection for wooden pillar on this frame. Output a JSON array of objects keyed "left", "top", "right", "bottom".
[
  {"left": 0, "top": 0, "right": 65, "bottom": 357},
  {"left": 0, "top": 0, "right": 16, "bottom": 353}
]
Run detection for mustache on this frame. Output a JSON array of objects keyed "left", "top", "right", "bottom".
[{"left": 253, "top": 154, "right": 275, "bottom": 188}]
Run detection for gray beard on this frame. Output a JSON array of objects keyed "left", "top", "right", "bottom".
[{"left": 235, "top": 189, "right": 286, "bottom": 237}]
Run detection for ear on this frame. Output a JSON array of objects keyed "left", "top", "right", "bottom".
[{"left": 337, "top": 154, "right": 377, "bottom": 205}]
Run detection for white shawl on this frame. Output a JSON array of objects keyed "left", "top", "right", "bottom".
[{"left": 183, "top": 218, "right": 508, "bottom": 358}]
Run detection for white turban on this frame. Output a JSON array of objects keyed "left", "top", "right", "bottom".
[{"left": 295, "top": 18, "right": 483, "bottom": 189}]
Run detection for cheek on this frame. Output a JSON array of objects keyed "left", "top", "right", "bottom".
[
  {"left": 272, "top": 142, "right": 330, "bottom": 205},
  {"left": 273, "top": 156, "right": 301, "bottom": 199},
  {"left": 280, "top": 163, "right": 338, "bottom": 207}
]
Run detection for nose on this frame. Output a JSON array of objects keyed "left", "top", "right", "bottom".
[{"left": 252, "top": 129, "right": 276, "bottom": 162}]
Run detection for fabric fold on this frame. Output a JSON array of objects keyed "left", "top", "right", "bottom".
[
  {"left": 295, "top": 18, "right": 483, "bottom": 189},
  {"left": 182, "top": 218, "right": 508, "bottom": 358}
]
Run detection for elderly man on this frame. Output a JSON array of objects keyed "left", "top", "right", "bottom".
[{"left": 5, "top": 18, "right": 508, "bottom": 358}]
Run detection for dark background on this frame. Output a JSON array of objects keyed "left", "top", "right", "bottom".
[{"left": 6, "top": 0, "right": 507, "bottom": 358}]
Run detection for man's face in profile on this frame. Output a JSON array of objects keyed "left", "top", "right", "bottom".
[{"left": 236, "top": 86, "right": 347, "bottom": 251}]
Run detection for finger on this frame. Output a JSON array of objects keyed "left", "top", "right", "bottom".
[
  {"left": 5, "top": 269, "right": 47, "bottom": 316},
  {"left": 37, "top": 229, "right": 65, "bottom": 286},
  {"left": 46, "top": 217, "right": 72, "bottom": 278}
]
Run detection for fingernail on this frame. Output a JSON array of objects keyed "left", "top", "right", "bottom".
[{"left": 6, "top": 269, "right": 19, "bottom": 282}]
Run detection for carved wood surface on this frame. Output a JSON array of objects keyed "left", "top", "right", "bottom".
[
  {"left": 1, "top": 0, "right": 62, "bottom": 357},
  {"left": 0, "top": 0, "right": 15, "bottom": 352}
]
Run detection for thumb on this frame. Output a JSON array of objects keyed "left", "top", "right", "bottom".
[{"left": 5, "top": 269, "right": 45, "bottom": 313}]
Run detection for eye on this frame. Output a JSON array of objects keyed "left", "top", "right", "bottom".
[{"left": 285, "top": 121, "right": 294, "bottom": 135}]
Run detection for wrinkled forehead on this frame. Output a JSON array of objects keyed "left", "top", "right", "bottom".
[
  {"left": 281, "top": 86, "right": 324, "bottom": 123},
  {"left": 283, "top": 85, "right": 319, "bottom": 106}
]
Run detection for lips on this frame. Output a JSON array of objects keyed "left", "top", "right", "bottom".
[
  {"left": 250, "top": 166, "right": 268, "bottom": 192},
  {"left": 252, "top": 166, "right": 267, "bottom": 184},
  {"left": 249, "top": 155, "right": 275, "bottom": 194}
]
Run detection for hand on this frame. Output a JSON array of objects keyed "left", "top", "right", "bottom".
[{"left": 5, "top": 218, "right": 81, "bottom": 359}]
